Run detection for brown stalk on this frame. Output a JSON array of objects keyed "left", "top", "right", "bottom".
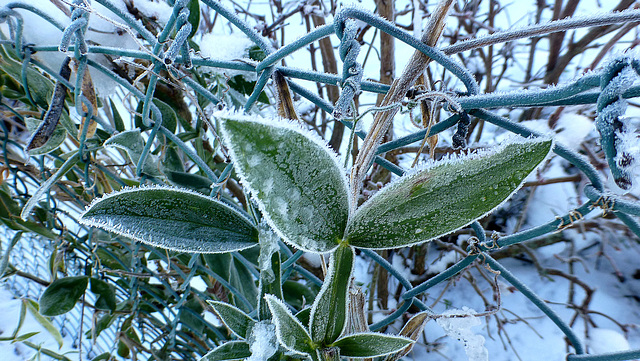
[
  {"left": 349, "top": 0, "right": 454, "bottom": 209},
  {"left": 310, "top": 5, "right": 343, "bottom": 151}
]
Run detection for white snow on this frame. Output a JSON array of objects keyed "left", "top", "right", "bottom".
[
  {"left": 246, "top": 321, "right": 278, "bottom": 361},
  {"left": 436, "top": 307, "right": 489, "bottom": 361}
]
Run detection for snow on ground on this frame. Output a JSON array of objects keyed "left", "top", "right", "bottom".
[{"left": 0, "top": 288, "right": 82, "bottom": 361}]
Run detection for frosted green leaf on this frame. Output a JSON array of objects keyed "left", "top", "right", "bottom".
[
  {"left": 346, "top": 138, "right": 553, "bottom": 249},
  {"left": 207, "top": 300, "right": 255, "bottom": 339},
  {"left": 20, "top": 153, "right": 80, "bottom": 220},
  {"left": 24, "top": 117, "right": 66, "bottom": 155},
  {"left": 199, "top": 341, "right": 251, "bottom": 361},
  {"left": 104, "top": 130, "right": 161, "bottom": 177},
  {"left": 309, "top": 244, "right": 353, "bottom": 345},
  {"left": 79, "top": 185, "right": 259, "bottom": 253},
  {"left": 265, "top": 294, "right": 315, "bottom": 355},
  {"left": 332, "top": 333, "right": 414, "bottom": 358},
  {"left": 219, "top": 115, "right": 350, "bottom": 253}
]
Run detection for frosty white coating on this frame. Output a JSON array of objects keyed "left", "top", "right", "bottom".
[
  {"left": 330, "top": 332, "right": 414, "bottom": 358},
  {"left": 79, "top": 185, "right": 259, "bottom": 253},
  {"left": 436, "top": 307, "right": 489, "bottom": 361},
  {"left": 246, "top": 320, "right": 278, "bottom": 361},
  {"left": 218, "top": 112, "right": 351, "bottom": 253},
  {"left": 264, "top": 294, "right": 314, "bottom": 355},
  {"left": 207, "top": 300, "right": 255, "bottom": 339},
  {"left": 345, "top": 136, "right": 554, "bottom": 249}
]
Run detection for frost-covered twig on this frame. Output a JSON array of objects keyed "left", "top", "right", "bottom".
[{"left": 442, "top": 9, "right": 640, "bottom": 55}]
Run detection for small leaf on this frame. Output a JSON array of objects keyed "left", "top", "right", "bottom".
[
  {"left": 383, "top": 311, "right": 430, "bottom": 361},
  {"left": 23, "top": 299, "right": 63, "bottom": 348},
  {"left": 24, "top": 117, "right": 67, "bottom": 155},
  {"left": 207, "top": 300, "right": 255, "bottom": 339},
  {"left": 104, "top": 130, "right": 161, "bottom": 177},
  {"left": 265, "top": 294, "right": 315, "bottom": 355},
  {"left": 187, "top": 0, "right": 200, "bottom": 39},
  {"left": 219, "top": 115, "right": 350, "bottom": 253},
  {"left": 309, "top": 244, "right": 354, "bottom": 345},
  {"left": 200, "top": 341, "right": 251, "bottom": 361},
  {"left": 134, "top": 99, "right": 178, "bottom": 133},
  {"left": 90, "top": 278, "right": 117, "bottom": 312},
  {"left": 21, "top": 153, "right": 80, "bottom": 220},
  {"left": 332, "top": 333, "right": 414, "bottom": 358},
  {"left": 80, "top": 185, "right": 259, "bottom": 253},
  {"left": 39, "top": 276, "right": 88, "bottom": 316},
  {"left": 346, "top": 138, "right": 553, "bottom": 249},
  {"left": 77, "top": 66, "right": 98, "bottom": 139},
  {"left": 109, "top": 98, "right": 125, "bottom": 132}
]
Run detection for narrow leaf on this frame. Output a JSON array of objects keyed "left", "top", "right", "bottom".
[
  {"left": 219, "top": 115, "right": 350, "bottom": 253},
  {"left": 265, "top": 294, "right": 315, "bottom": 355},
  {"left": 24, "top": 299, "right": 63, "bottom": 348},
  {"left": 383, "top": 311, "right": 431, "bottom": 361},
  {"left": 207, "top": 300, "right": 255, "bottom": 339},
  {"left": 25, "top": 57, "right": 71, "bottom": 153},
  {"left": 332, "top": 333, "right": 414, "bottom": 358},
  {"left": 79, "top": 185, "right": 259, "bottom": 253},
  {"left": 199, "top": 341, "right": 251, "bottom": 361},
  {"left": 39, "top": 276, "right": 88, "bottom": 316},
  {"left": 21, "top": 152, "right": 79, "bottom": 220},
  {"left": 309, "top": 244, "right": 354, "bottom": 345},
  {"left": 77, "top": 66, "right": 98, "bottom": 139},
  {"left": 346, "top": 138, "right": 553, "bottom": 249}
]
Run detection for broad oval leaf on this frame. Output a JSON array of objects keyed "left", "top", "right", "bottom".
[
  {"left": 309, "top": 244, "right": 354, "bottom": 345},
  {"left": 346, "top": 138, "right": 553, "bottom": 249},
  {"left": 219, "top": 115, "right": 350, "bottom": 253},
  {"left": 39, "top": 276, "right": 89, "bottom": 316},
  {"left": 200, "top": 341, "right": 251, "bottom": 361},
  {"left": 332, "top": 333, "right": 414, "bottom": 358},
  {"left": 79, "top": 185, "right": 259, "bottom": 253},
  {"left": 265, "top": 294, "right": 315, "bottom": 355},
  {"left": 207, "top": 300, "right": 255, "bottom": 339}
]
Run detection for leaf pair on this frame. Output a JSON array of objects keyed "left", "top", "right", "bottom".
[
  {"left": 81, "top": 113, "right": 551, "bottom": 260},
  {"left": 219, "top": 114, "right": 553, "bottom": 253}
]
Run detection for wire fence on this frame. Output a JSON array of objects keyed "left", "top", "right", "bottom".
[{"left": 1, "top": 0, "right": 640, "bottom": 360}]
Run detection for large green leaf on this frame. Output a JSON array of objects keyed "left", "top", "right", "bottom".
[
  {"left": 346, "top": 138, "right": 553, "bottom": 249},
  {"left": 332, "top": 333, "right": 414, "bottom": 358},
  {"left": 79, "top": 185, "right": 259, "bottom": 253},
  {"left": 207, "top": 300, "right": 255, "bottom": 339},
  {"left": 265, "top": 294, "right": 315, "bottom": 355},
  {"left": 39, "top": 276, "right": 89, "bottom": 316},
  {"left": 200, "top": 341, "right": 251, "bottom": 361},
  {"left": 219, "top": 115, "right": 350, "bottom": 253},
  {"left": 309, "top": 244, "right": 353, "bottom": 345}
]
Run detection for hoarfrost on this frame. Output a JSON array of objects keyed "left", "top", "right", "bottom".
[
  {"left": 246, "top": 321, "right": 278, "bottom": 361},
  {"left": 258, "top": 223, "right": 279, "bottom": 284},
  {"left": 436, "top": 307, "right": 489, "bottom": 361}
]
